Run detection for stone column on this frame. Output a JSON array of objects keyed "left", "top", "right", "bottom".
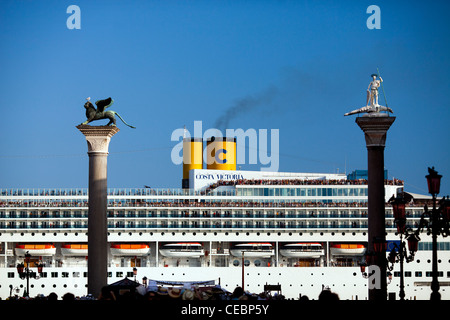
[
  {"left": 355, "top": 115, "right": 395, "bottom": 301},
  {"left": 77, "top": 125, "right": 119, "bottom": 298}
]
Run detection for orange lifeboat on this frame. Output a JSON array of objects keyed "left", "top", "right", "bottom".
[
  {"left": 110, "top": 243, "right": 150, "bottom": 256},
  {"left": 330, "top": 244, "right": 365, "bottom": 256},
  {"left": 61, "top": 243, "right": 88, "bottom": 256},
  {"left": 15, "top": 243, "right": 56, "bottom": 256}
]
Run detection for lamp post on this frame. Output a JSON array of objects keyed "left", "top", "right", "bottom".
[
  {"left": 142, "top": 276, "right": 148, "bottom": 288},
  {"left": 388, "top": 195, "right": 420, "bottom": 300},
  {"left": 415, "top": 167, "right": 449, "bottom": 301},
  {"left": 133, "top": 267, "right": 138, "bottom": 283},
  {"left": 16, "top": 251, "right": 44, "bottom": 297}
]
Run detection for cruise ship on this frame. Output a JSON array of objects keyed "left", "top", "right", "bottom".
[{"left": 0, "top": 137, "right": 449, "bottom": 300}]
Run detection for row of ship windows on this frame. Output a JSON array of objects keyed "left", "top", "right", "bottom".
[
  {"left": 1, "top": 187, "right": 371, "bottom": 198},
  {"left": 1, "top": 221, "right": 411, "bottom": 229},
  {"left": 6, "top": 270, "right": 450, "bottom": 280},
  {"left": 237, "top": 187, "right": 368, "bottom": 197},
  {"left": 0, "top": 209, "right": 425, "bottom": 219},
  {"left": 0, "top": 222, "right": 422, "bottom": 230}
]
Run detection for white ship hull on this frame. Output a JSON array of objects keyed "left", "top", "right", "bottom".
[{"left": 2, "top": 253, "right": 448, "bottom": 301}]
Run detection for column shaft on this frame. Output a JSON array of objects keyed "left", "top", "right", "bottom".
[
  {"left": 77, "top": 125, "right": 119, "bottom": 298},
  {"left": 356, "top": 115, "right": 395, "bottom": 301},
  {"left": 87, "top": 152, "right": 108, "bottom": 297}
]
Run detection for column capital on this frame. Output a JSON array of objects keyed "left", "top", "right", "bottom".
[
  {"left": 76, "top": 125, "right": 120, "bottom": 153},
  {"left": 355, "top": 116, "right": 395, "bottom": 147}
]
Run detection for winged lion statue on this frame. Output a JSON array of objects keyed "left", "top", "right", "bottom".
[{"left": 80, "top": 97, "right": 136, "bottom": 128}]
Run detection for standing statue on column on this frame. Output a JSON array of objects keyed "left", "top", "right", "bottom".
[
  {"left": 367, "top": 73, "right": 383, "bottom": 107},
  {"left": 345, "top": 73, "right": 393, "bottom": 116}
]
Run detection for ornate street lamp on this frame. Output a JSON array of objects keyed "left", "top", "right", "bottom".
[
  {"left": 16, "top": 251, "right": 44, "bottom": 297},
  {"left": 426, "top": 168, "right": 442, "bottom": 195},
  {"left": 388, "top": 194, "right": 421, "bottom": 300},
  {"left": 415, "top": 167, "right": 449, "bottom": 301}
]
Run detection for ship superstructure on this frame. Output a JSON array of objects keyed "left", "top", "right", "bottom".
[{"left": 0, "top": 137, "right": 449, "bottom": 300}]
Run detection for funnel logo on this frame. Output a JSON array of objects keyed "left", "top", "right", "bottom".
[
  {"left": 171, "top": 121, "right": 279, "bottom": 172},
  {"left": 216, "top": 149, "right": 227, "bottom": 164}
]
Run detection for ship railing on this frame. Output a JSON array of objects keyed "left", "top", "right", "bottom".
[{"left": 0, "top": 188, "right": 237, "bottom": 197}]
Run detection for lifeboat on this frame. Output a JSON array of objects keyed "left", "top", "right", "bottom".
[
  {"left": 330, "top": 244, "right": 365, "bottom": 256},
  {"left": 159, "top": 243, "right": 204, "bottom": 258},
  {"left": 110, "top": 243, "right": 150, "bottom": 256},
  {"left": 61, "top": 244, "right": 88, "bottom": 256},
  {"left": 15, "top": 244, "right": 56, "bottom": 256},
  {"left": 280, "top": 243, "right": 324, "bottom": 258},
  {"left": 230, "top": 243, "right": 274, "bottom": 258}
]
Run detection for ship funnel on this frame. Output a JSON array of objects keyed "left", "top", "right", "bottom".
[
  {"left": 182, "top": 137, "right": 203, "bottom": 188},
  {"left": 206, "top": 136, "right": 237, "bottom": 171}
]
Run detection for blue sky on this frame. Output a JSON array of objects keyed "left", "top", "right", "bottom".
[{"left": 0, "top": 0, "right": 449, "bottom": 195}]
